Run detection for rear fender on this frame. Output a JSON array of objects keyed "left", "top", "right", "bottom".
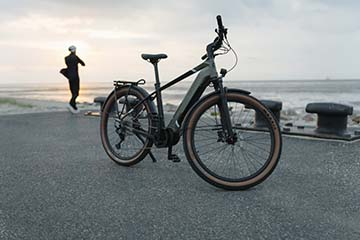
[{"left": 101, "top": 85, "right": 156, "bottom": 114}]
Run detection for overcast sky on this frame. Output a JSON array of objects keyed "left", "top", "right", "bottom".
[{"left": 0, "top": 0, "right": 359, "bottom": 84}]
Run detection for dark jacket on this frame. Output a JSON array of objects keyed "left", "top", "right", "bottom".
[{"left": 64, "top": 53, "right": 85, "bottom": 80}]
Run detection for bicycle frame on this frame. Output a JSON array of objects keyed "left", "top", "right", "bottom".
[
  {"left": 117, "top": 57, "right": 220, "bottom": 136},
  {"left": 108, "top": 31, "right": 241, "bottom": 149},
  {"left": 155, "top": 59, "right": 219, "bottom": 133}
]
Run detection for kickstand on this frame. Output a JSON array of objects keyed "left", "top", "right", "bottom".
[
  {"left": 168, "top": 145, "right": 181, "bottom": 162},
  {"left": 134, "top": 133, "right": 158, "bottom": 163},
  {"left": 148, "top": 150, "right": 157, "bottom": 163}
]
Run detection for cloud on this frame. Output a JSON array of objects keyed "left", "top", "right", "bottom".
[{"left": 0, "top": 0, "right": 360, "bottom": 83}]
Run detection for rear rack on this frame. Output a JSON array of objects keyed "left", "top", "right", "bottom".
[{"left": 114, "top": 79, "right": 146, "bottom": 86}]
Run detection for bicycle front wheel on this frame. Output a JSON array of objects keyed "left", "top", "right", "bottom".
[{"left": 183, "top": 91, "right": 282, "bottom": 190}]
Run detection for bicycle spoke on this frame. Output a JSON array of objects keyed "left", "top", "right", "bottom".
[
  {"left": 189, "top": 95, "right": 278, "bottom": 182},
  {"left": 101, "top": 89, "right": 154, "bottom": 163}
]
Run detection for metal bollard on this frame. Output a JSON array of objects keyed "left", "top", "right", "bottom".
[
  {"left": 255, "top": 100, "right": 282, "bottom": 127},
  {"left": 305, "top": 102, "right": 353, "bottom": 136},
  {"left": 94, "top": 96, "right": 107, "bottom": 110}
]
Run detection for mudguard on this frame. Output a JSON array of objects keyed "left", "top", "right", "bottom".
[
  {"left": 181, "top": 88, "right": 251, "bottom": 130},
  {"left": 101, "top": 85, "right": 156, "bottom": 114}
]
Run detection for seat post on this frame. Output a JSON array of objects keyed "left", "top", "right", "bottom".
[
  {"left": 153, "top": 61, "right": 161, "bottom": 85},
  {"left": 152, "top": 61, "right": 165, "bottom": 128}
]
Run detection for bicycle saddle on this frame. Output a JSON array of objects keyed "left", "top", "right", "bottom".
[{"left": 141, "top": 53, "right": 168, "bottom": 63}]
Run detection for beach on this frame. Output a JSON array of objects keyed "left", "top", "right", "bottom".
[
  {"left": 1, "top": 79, "right": 360, "bottom": 119},
  {"left": 1, "top": 96, "right": 360, "bottom": 130},
  {"left": 0, "top": 97, "right": 99, "bottom": 116}
]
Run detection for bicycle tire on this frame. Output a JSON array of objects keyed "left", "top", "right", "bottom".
[
  {"left": 100, "top": 86, "right": 156, "bottom": 166},
  {"left": 183, "top": 90, "right": 282, "bottom": 190}
]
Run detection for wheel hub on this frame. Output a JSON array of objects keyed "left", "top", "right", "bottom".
[{"left": 226, "top": 133, "right": 238, "bottom": 145}]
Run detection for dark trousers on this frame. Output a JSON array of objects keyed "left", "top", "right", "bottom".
[{"left": 69, "top": 78, "right": 79, "bottom": 108}]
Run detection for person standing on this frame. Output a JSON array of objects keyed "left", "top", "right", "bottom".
[{"left": 63, "top": 45, "right": 85, "bottom": 113}]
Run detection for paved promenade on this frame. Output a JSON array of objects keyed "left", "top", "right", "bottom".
[{"left": 1, "top": 112, "right": 359, "bottom": 239}]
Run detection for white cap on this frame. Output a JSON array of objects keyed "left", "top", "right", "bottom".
[{"left": 68, "top": 45, "right": 76, "bottom": 53}]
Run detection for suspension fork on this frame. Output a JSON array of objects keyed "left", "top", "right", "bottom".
[{"left": 216, "top": 79, "right": 235, "bottom": 141}]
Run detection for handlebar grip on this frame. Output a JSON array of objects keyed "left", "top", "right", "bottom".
[
  {"left": 201, "top": 54, "right": 208, "bottom": 60},
  {"left": 216, "top": 15, "right": 224, "bottom": 30}
]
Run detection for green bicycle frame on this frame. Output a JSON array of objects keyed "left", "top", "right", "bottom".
[{"left": 117, "top": 57, "right": 220, "bottom": 136}]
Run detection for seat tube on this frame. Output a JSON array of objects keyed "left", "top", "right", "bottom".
[{"left": 153, "top": 62, "right": 165, "bottom": 128}]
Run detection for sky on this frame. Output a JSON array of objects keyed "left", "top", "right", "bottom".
[{"left": 0, "top": 0, "right": 360, "bottom": 84}]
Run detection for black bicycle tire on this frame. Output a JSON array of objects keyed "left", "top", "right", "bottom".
[
  {"left": 183, "top": 91, "right": 282, "bottom": 190},
  {"left": 100, "top": 86, "right": 155, "bottom": 166}
]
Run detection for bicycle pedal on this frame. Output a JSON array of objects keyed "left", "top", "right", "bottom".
[{"left": 168, "top": 154, "right": 181, "bottom": 162}]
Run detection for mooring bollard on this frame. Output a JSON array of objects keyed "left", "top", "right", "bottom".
[
  {"left": 305, "top": 102, "right": 353, "bottom": 136},
  {"left": 255, "top": 100, "right": 282, "bottom": 127},
  {"left": 93, "top": 96, "right": 141, "bottom": 113},
  {"left": 94, "top": 96, "right": 107, "bottom": 110}
]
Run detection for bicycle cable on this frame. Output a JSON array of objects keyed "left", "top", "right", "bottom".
[{"left": 222, "top": 35, "right": 238, "bottom": 73}]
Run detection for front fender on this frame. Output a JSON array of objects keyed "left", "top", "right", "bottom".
[
  {"left": 207, "top": 88, "right": 251, "bottom": 98},
  {"left": 192, "top": 88, "right": 251, "bottom": 111},
  {"left": 180, "top": 88, "right": 251, "bottom": 132}
]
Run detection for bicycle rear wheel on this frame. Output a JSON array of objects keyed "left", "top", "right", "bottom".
[
  {"left": 183, "top": 91, "right": 282, "bottom": 190},
  {"left": 100, "top": 86, "right": 155, "bottom": 166}
]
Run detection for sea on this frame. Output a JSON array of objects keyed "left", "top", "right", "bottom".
[{"left": 1, "top": 79, "right": 360, "bottom": 113}]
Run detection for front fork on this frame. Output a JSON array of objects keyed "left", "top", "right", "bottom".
[{"left": 215, "top": 78, "right": 237, "bottom": 144}]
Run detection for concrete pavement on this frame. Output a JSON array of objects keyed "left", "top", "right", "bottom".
[{"left": 1, "top": 112, "right": 360, "bottom": 239}]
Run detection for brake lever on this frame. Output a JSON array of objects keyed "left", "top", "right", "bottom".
[{"left": 215, "top": 28, "right": 222, "bottom": 38}]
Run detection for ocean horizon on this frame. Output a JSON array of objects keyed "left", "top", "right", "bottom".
[{"left": 1, "top": 79, "right": 360, "bottom": 113}]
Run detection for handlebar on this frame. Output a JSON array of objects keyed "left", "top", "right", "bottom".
[
  {"left": 202, "top": 15, "right": 227, "bottom": 60},
  {"left": 216, "top": 15, "right": 224, "bottom": 33}
]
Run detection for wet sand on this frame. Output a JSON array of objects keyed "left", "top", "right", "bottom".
[{"left": 0, "top": 97, "right": 99, "bottom": 115}]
